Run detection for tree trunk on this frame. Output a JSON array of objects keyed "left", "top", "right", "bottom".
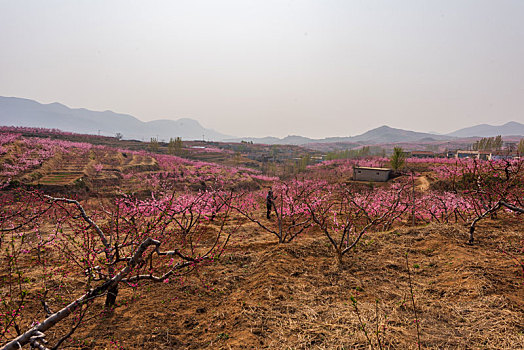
[
  {"left": 105, "top": 282, "right": 119, "bottom": 308},
  {"left": 336, "top": 251, "right": 344, "bottom": 266}
]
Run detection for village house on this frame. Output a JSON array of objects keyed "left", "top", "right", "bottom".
[
  {"left": 455, "top": 150, "right": 492, "bottom": 160},
  {"left": 491, "top": 150, "right": 519, "bottom": 160},
  {"left": 446, "top": 150, "right": 457, "bottom": 158},
  {"left": 353, "top": 166, "right": 391, "bottom": 182},
  {"left": 410, "top": 151, "right": 435, "bottom": 158}
]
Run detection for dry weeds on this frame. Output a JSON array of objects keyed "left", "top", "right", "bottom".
[{"left": 30, "top": 218, "right": 522, "bottom": 349}]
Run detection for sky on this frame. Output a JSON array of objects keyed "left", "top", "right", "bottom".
[{"left": 1, "top": 0, "right": 524, "bottom": 139}]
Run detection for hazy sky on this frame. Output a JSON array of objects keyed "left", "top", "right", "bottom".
[{"left": 1, "top": 1, "right": 523, "bottom": 138}]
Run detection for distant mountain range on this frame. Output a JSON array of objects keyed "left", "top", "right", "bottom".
[
  {"left": 0, "top": 96, "right": 231, "bottom": 141},
  {"left": 446, "top": 121, "right": 524, "bottom": 138},
  {"left": 1, "top": 96, "right": 523, "bottom": 145},
  {"left": 228, "top": 123, "right": 524, "bottom": 146},
  {"left": 225, "top": 125, "right": 452, "bottom": 145}
]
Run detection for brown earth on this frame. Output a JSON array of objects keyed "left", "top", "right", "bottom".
[
  {"left": 44, "top": 218, "right": 523, "bottom": 349},
  {"left": 21, "top": 149, "right": 160, "bottom": 195},
  {"left": 415, "top": 175, "right": 430, "bottom": 192}
]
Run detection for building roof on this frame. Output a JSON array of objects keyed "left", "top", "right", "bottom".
[
  {"left": 354, "top": 166, "right": 392, "bottom": 171},
  {"left": 411, "top": 151, "right": 434, "bottom": 155},
  {"left": 492, "top": 150, "right": 518, "bottom": 156}
]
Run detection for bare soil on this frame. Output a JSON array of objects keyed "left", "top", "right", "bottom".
[
  {"left": 50, "top": 219, "right": 523, "bottom": 349},
  {"left": 415, "top": 175, "right": 430, "bottom": 192}
]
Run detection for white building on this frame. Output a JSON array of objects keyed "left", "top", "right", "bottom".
[{"left": 353, "top": 167, "right": 391, "bottom": 182}]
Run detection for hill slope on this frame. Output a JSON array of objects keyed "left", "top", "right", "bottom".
[
  {"left": 228, "top": 126, "right": 452, "bottom": 145},
  {"left": 65, "top": 221, "right": 524, "bottom": 348},
  {"left": 0, "top": 96, "right": 231, "bottom": 141},
  {"left": 447, "top": 121, "right": 524, "bottom": 137},
  {"left": 349, "top": 125, "right": 451, "bottom": 143}
]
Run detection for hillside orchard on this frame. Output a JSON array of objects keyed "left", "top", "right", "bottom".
[{"left": 0, "top": 128, "right": 523, "bottom": 349}]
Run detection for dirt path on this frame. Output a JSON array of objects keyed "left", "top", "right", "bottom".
[{"left": 416, "top": 175, "right": 430, "bottom": 192}]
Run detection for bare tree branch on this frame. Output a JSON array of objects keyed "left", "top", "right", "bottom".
[
  {"left": 469, "top": 200, "right": 524, "bottom": 244},
  {"left": 1, "top": 237, "right": 159, "bottom": 350},
  {"left": 43, "top": 196, "right": 110, "bottom": 251}
]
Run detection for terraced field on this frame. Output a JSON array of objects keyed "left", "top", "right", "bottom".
[
  {"left": 34, "top": 151, "right": 88, "bottom": 185},
  {"left": 88, "top": 151, "right": 159, "bottom": 192}
]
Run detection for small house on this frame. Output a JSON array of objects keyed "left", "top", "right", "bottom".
[
  {"left": 455, "top": 150, "right": 492, "bottom": 160},
  {"left": 456, "top": 150, "right": 479, "bottom": 159},
  {"left": 353, "top": 167, "right": 391, "bottom": 182},
  {"left": 478, "top": 151, "right": 492, "bottom": 161},
  {"left": 491, "top": 150, "right": 518, "bottom": 160},
  {"left": 411, "top": 151, "right": 435, "bottom": 158}
]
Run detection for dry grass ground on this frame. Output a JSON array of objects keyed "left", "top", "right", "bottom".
[{"left": 42, "top": 217, "right": 524, "bottom": 349}]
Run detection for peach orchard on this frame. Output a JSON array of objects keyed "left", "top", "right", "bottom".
[{"left": 0, "top": 130, "right": 523, "bottom": 349}]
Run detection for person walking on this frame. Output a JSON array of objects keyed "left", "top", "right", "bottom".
[{"left": 266, "top": 189, "right": 276, "bottom": 219}]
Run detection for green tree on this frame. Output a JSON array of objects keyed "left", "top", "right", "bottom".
[
  {"left": 390, "top": 147, "right": 406, "bottom": 171},
  {"left": 297, "top": 154, "right": 311, "bottom": 172},
  {"left": 473, "top": 135, "right": 503, "bottom": 151},
  {"left": 494, "top": 135, "right": 503, "bottom": 150},
  {"left": 518, "top": 138, "right": 524, "bottom": 155},
  {"left": 168, "top": 137, "right": 183, "bottom": 155},
  {"left": 324, "top": 146, "right": 373, "bottom": 161},
  {"left": 148, "top": 137, "right": 159, "bottom": 152}
]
